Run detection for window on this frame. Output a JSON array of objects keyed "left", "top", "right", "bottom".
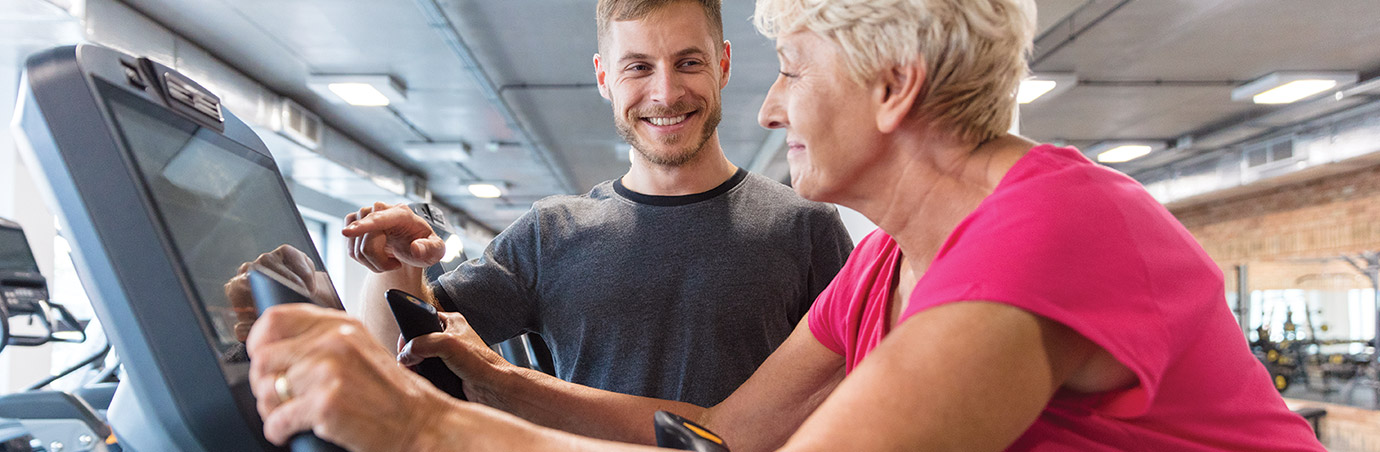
[
  {"left": 1250, "top": 288, "right": 1376, "bottom": 355},
  {"left": 302, "top": 216, "right": 330, "bottom": 263},
  {"left": 1348, "top": 288, "right": 1377, "bottom": 346},
  {"left": 296, "top": 206, "right": 347, "bottom": 303}
]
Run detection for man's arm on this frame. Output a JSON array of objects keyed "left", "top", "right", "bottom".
[
  {"left": 347, "top": 200, "right": 544, "bottom": 352},
  {"left": 341, "top": 202, "right": 445, "bottom": 349},
  {"left": 357, "top": 267, "right": 429, "bottom": 349},
  {"left": 402, "top": 313, "right": 845, "bottom": 451}
]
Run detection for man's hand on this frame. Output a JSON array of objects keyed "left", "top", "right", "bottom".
[
  {"left": 343, "top": 202, "right": 446, "bottom": 273},
  {"left": 398, "top": 311, "right": 512, "bottom": 404}
]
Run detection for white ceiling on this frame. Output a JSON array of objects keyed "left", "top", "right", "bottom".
[
  {"left": 1023, "top": 0, "right": 1380, "bottom": 174},
  {"left": 115, "top": 0, "right": 1380, "bottom": 230}
]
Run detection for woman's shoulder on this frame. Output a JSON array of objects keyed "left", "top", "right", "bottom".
[{"left": 979, "top": 144, "right": 1159, "bottom": 228}]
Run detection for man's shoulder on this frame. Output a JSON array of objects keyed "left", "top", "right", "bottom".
[
  {"left": 508, "top": 181, "right": 627, "bottom": 235},
  {"left": 527, "top": 180, "right": 617, "bottom": 211},
  {"left": 734, "top": 172, "right": 839, "bottom": 217}
]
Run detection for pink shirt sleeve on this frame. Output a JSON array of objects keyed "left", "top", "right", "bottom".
[
  {"left": 808, "top": 229, "right": 891, "bottom": 357},
  {"left": 807, "top": 281, "right": 846, "bottom": 356}
]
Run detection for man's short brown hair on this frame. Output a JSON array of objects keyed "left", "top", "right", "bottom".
[{"left": 596, "top": 0, "right": 724, "bottom": 54}]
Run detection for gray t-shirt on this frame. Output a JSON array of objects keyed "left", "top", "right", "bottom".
[{"left": 431, "top": 169, "right": 853, "bottom": 406}]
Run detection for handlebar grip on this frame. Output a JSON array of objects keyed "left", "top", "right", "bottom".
[
  {"left": 386, "top": 289, "right": 467, "bottom": 400},
  {"left": 290, "top": 433, "right": 347, "bottom": 452},
  {"left": 654, "top": 411, "right": 730, "bottom": 452},
  {"left": 248, "top": 268, "right": 351, "bottom": 452}
]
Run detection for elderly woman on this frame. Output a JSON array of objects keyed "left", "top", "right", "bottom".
[{"left": 247, "top": 0, "right": 1325, "bottom": 450}]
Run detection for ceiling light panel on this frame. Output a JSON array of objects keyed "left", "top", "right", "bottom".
[
  {"left": 1086, "top": 140, "right": 1167, "bottom": 164},
  {"left": 468, "top": 183, "right": 505, "bottom": 199},
  {"left": 1018, "top": 73, "right": 1077, "bottom": 104},
  {"left": 403, "top": 142, "right": 472, "bottom": 162},
  {"left": 1231, "top": 71, "right": 1357, "bottom": 105},
  {"left": 328, "top": 83, "right": 390, "bottom": 106},
  {"left": 1097, "top": 145, "right": 1153, "bottom": 163},
  {"left": 1018, "top": 80, "right": 1057, "bottom": 104},
  {"left": 307, "top": 75, "right": 408, "bottom": 106},
  {"left": 1252, "top": 80, "right": 1338, "bottom": 104}
]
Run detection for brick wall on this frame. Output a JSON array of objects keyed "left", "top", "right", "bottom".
[
  {"left": 1175, "top": 166, "right": 1380, "bottom": 448},
  {"left": 1172, "top": 164, "right": 1380, "bottom": 291}
]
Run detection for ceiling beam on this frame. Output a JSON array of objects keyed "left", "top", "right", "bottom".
[
  {"left": 411, "top": 0, "right": 577, "bottom": 194},
  {"left": 1032, "top": 0, "right": 1133, "bottom": 68}
]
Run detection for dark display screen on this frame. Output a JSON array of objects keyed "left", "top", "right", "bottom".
[
  {"left": 101, "top": 85, "right": 333, "bottom": 356},
  {"left": 0, "top": 227, "right": 41, "bottom": 275}
]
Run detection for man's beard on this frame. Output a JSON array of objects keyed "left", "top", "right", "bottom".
[{"left": 615, "top": 100, "right": 723, "bottom": 167}]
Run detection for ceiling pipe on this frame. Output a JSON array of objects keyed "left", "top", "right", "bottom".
[
  {"left": 497, "top": 83, "right": 598, "bottom": 94},
  {"left": 1076, "top": 79, "right": 1243, "bottom": 87},
  {"left": 1031, "top": 0, "right": 1134, "bottom": 67},
  {"left": 1126, "top": 74, "right": 1380, "bottom": 175},
  {"left": 411, "top": 0, "right": 577, "bottom": 194}
]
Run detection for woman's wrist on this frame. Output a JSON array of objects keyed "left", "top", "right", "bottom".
[{"left": 410, "top": 397, "right": 547, "bottom": 451}]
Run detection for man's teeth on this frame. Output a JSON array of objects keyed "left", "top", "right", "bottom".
[{"left": 647, "top": 114, "right": 688, "bottom": 127}]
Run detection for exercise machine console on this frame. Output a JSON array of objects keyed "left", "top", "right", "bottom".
[{"left": 15, "top": 43, "right": 331, "bottom": 451}]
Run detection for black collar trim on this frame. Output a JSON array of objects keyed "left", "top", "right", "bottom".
[{"left": 613, "top": 168, "right": 747, "bottom": 207}]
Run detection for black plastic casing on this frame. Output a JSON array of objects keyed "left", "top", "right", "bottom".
[
  {"left": 654, "top": 410, "right": 730, "bottom": 452},
  {"left": 386, "top": 289, "right": 467, "bottom": 400}
]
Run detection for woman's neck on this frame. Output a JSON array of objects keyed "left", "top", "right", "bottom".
[{"left": 851, "top": 133, "right": 1036, "bottom": 274}]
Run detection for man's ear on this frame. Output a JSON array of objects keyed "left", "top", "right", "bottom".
[
  {"left": 874, "top": 61, "right": 924, "bottom": 133},
  {"left": 719, "top": 40, "right": 732, "bottom": 89},
  {"left": 593, "top": 53, "right": 611, "bottom": 100}
]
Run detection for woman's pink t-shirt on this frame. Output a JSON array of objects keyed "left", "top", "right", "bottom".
[{"left": 809, "top": 145, "right": 1323, "bottom": 451}]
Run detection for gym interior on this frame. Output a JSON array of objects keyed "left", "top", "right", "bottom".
[{"left": 1, "top": 0, "right": 1380, "bottom": 451}]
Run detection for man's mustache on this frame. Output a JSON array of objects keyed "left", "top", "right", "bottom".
[{"left": 630, "top": 101, "right": 700, "bottom": 118}]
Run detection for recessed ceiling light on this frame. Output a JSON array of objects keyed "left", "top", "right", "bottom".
[
  {"left": 1017, "top": 73, "right": 1077, "bottom": 104},
  {"left": 403, "top": 142, "right": 472, "bottom": 161},
  {"left": 307, "top": 75, "right": 407, "bottom": 107},
  {"left": 1252, "top": 80, "right": 1338, "bottom": 104},
  {"left": 369, "top": 175, "right": 407, "bottom": 196},
  {"left": 1231, "top": 71, "right": 1356, "bottom": 105},
  {"left": 327, "top": 83, "right": 390, "bottom": 106},
  {"left": 1018, "top": 80, "right": 1057, "bottom": 104},
  {"left": 468, "top": 183, "right": 504, "bottom": 199},
  {"left": 1097, "top": 145, "right": 1153, "bottom": 163}
]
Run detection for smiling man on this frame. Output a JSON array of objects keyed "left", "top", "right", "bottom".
[{"left": 342, "top": 0, "right": 852, "bottom": 408}]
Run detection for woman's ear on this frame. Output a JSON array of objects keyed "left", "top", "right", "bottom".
[{"left": 874, "top": 61, "right": 924, "bottom": 133}]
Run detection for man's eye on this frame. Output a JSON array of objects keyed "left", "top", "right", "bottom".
[{"left": 627, "top": 64, "right": 650, "bottom": 72}]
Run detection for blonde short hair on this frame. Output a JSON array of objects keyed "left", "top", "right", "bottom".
[{"left": 754, "top": 0, "right": 1036, "bottom": 144}]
